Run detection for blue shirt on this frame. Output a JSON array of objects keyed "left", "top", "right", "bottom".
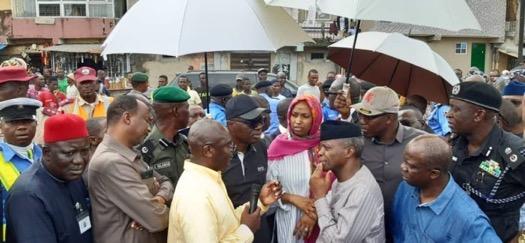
[
  {"left": 392, "top": 177, "right": 501, "bottom": 243},
  {"left": 6, "top": 162, "right": 92, "bottom": 243},
  {"left": 427, "top": 104, "right": 451, "bottom": 136},
  {"left": 322, "top": 99, "right": 339, "bottom": 121},
  {"left": 0, "top": 142, "right": 42, "bottom": 229},
  {"left": 209, "top": 101, "right": 227, "bottom": 126},
  {"left": 261, "top": 94, "right": 280, "bottom": 136}
]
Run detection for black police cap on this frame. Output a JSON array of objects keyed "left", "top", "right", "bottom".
[
  {"left": 210, "top": 84, "right": 233, "bottom": 97},
  {"left": 320, "top": 120, "right": 362, "bottom": 141},
  {"left": 450, "top": 81, "right": 502, "bottom": 112}
]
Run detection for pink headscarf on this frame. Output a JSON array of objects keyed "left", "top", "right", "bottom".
[{"left": 267, "top": 95, "right": 323, "bottom": 161}]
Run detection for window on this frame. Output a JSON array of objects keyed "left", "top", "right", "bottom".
[
  {"left": 14, "top": 0, "right": 114, "bottom": 17},
  {"left": 455, "top": 42, "right": 467, "bottom": 54},
  {"left": 310, "top": 52, "right": 325, "bottom": 60}
]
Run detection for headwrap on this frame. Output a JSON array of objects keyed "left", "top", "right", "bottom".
[{"left": 267, "top": 95, "right": 322, "bottom": 160}]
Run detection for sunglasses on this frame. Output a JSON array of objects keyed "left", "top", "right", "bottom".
[{"left": 231, "top": 116, "right": 264, "bottom": 129}]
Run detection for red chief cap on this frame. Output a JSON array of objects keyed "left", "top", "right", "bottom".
[
  {"left": 74, "top": 66, "right": 97, "bottom": 84},
  {"left": 44, "top": 114, "right": 89, "bottom": 144},
  {"left": 0, "top": 66, "right": 33, "bottom": 84}
]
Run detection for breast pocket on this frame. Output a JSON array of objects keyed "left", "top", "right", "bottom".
[{"left": 470, "top": 160, "right": 503, "bottom": 195}]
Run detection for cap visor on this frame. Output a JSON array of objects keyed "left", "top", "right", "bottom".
[
  {"left": 351, "top": 103, "right": 384, "bottom": 116},
  {"left": 76, "top": 76, "right": 97, "bottom": 84},
  {"left": 238, "top": 108, "right": 266, "bottom": 120}
]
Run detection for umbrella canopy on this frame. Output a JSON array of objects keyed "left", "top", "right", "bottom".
[
  {"left": 102, "top": 0, "right": 313, "bottom": 57},
  {"left": 328, "top": 32, "right": 460, "bottom": 103},
  {"left": 265, "top": 0, "right": 480, "bottom": 31}
]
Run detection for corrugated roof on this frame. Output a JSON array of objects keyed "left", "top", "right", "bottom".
[
  {"left": 369, "top": 0, "right": 506, "bottom": 41},
  {"left": 44, "top": 44, "right": 102, "bottom": 53}
]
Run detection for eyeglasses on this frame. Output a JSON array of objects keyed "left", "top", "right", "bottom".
[
  {"left": 360, "top": 113, "right": 389, "bottom": 121},
  {"left": 231, "top": 116, "right": 264, "bottom": 129}
]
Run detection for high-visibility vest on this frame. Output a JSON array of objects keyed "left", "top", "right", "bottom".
[
  {"left": 64, "top": 96, "right": 112, "bottom": 120},
  {"left": 0, "top": 152, "right": 22, "bottom": 241}
]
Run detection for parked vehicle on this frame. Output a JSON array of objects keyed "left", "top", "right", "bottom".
[{"left": 169, "top": 70, "right": 298, "bottom": 95}]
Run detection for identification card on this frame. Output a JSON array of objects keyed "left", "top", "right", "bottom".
[
  {"left": 77, "top": 211, "right": 92, "bottom": 234},
  {"left": 479, "top": 160, "right": 502, "bottom": 178}
]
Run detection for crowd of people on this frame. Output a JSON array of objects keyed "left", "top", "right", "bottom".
[{"left": 0, "top": 55, "right": 525, "bottom": 243}]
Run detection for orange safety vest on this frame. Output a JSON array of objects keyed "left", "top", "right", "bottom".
[{"left": 65, "top": 96, "right": 112, "bottom": 120}]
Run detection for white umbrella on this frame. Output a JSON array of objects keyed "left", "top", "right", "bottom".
[
  {"left": 265, "top": 0, "right": 480, "bottom": 83},
  {"left": 101, "top": 0, "right": 312, "bottom": 57},
  {"left": 328, "top": 32, "right": 460, "bottom": 103},
  {"left": 102, "top": 0, "right": 312, "bottom": 110},
  {"left": 265, "top": 0, "right": 481, "bottom": 31}
]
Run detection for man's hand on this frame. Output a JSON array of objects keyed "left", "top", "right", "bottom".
[
  {"left": 259, "top": 180, "right": 283, "bottom": 206},
  {"left": 333, "top": 91, "right": 352, "bottom": 119},
  {"left": 293, "top": 214, "right": 317, "bottom": 239},
  {"left": 240, "top": 206, "right": 261, "bottom": 233},
  {"left": 130, "top": 221, "right": 144, "bottom": 231},
  {"left": 152, "top": 195, "right": 166, "bottom": 205},
  {"left": 283, "top": 194, "right": 316, "bottom": 219},
  {"left": 310, "top": 163, "right": 332, "bottom": 200}
]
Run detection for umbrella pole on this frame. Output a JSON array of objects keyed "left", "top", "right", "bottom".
[
  {"left": 345, "top": 20, "right": 361, "bottom": 83},
  {"left": 205, "top": 52, "right": 210, "bottom": 113}
]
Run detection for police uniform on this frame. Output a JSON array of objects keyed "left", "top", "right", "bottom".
[
  {"left": 140, "top": 86, "right": 190, "bottom": 186},
  {"left": 126, "top": 72, "right": 151, "bottom": 104},
  {"left": 141, "top": 126, "right": 189, "bottom": 186},
  {"left": 0, "top": 98, "right": 42, "bottom": 242},
  {"left": 449, "top": 81, "right": 525, "bottom": 241}
]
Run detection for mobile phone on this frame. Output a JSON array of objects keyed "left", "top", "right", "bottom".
[{"left": 342, "top": 83, "right": 350, "bottom": 98}]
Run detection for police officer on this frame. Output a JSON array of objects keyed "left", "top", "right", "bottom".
[
  {"left": 447, "top": 81, "right": 525, "bottom": 242},
  {"left": 0, "top": 97, "right": 42, "bottom": 241},
  {"left": 140, "top": 86, "right": 190, "bottom": 187}
]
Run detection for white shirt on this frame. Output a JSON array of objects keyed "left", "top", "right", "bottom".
[
  {"left": 66, "top": 84, "right": 78, "bottom": 99},
  {"left": 297, "top": 84, "right": 320, "bottom": 100}
]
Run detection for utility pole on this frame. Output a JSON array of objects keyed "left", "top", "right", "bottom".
[{"left": 518, "top": 0, "right": 525, "bottom": 64}]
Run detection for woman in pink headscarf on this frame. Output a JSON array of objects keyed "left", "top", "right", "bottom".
[{"left": 267, "top": 95, "right": 330, "bottom": 243}]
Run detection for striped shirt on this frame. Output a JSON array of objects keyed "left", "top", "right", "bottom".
[
  {"left": 316, "top": 165, "right": 385, "bottom": 243},
  {"left": 267, "top": 150, "right": 311, "bottom": 243}
]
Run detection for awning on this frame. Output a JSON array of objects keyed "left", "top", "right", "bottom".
[
  {"left": 498, "top": 42, "right": 519, "bottom": 58},
  {"left": 44, "top": 44, "right": 102, "bottom": 54}
]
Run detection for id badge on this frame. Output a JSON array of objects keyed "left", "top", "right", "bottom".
[{"left": 76, "top": 211, "right": 91, "bottom": 234}]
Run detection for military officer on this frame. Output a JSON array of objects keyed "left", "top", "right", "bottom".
[
  {"left": 0, "top": 97, "right": 42, "bottom": 241},
  {"left": 140, "top": 86, "right": 191, "bottom": 187},
  {"left": 447, "top": 81, "right": 525, "bottom": 242}
]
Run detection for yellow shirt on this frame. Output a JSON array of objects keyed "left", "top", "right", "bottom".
[
  {"left": 168, "top": 161, "right": 265, "bottom": 243},
  {"left": 186, "top": 89, "right": 202, "bottom": 106},
  {"left": 232, "top": 88, "right": 257, "bottom": 97}
]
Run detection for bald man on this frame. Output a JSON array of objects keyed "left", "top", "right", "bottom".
[
  {"left": 167, "top": 119, "right": 282, "bottom": 242},
  {"left": 392, "top": 135, "right": 500, "bottom": 243}
]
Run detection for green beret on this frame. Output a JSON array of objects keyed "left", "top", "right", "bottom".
[
  {"left": 153, "top": 86, "right": 190, "bottom": 103},
  {"left": 131, "top": 72, "right": 149, "bottom": 82}
]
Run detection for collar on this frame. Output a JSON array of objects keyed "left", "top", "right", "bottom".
[
  {"left": 40, "top": 161, "right": 66, "bottom": 184},
  {"left": 0, "top": 142, "right": 40, "bottom": 163},
  {"left": 456, "top": 125, "right": 500, "bottom": 157},
  {"left": 184, "top": 159, "right": 222, "bottom": 183},
  {"left": 77, "top": 94, "right": 104, "bottom": 106},
  {"left": 210, "top": 101, "right": 225, "bottom": 110},
  {"left": 101, "top": 134, "right": 139, "bottom": 162},
  {"left": 412, "top": 175, "right": 457, "bottom": 215}
]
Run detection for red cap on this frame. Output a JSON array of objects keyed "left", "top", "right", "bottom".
[
  {"left": 44, "top": 114, "right": 88, "bottom": 144},
  {"left": 74, "top": 66, "right": 97, "bottom": 84},
  {"left": 0, "top": 66, "right": 33, "bottom": 84}
]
